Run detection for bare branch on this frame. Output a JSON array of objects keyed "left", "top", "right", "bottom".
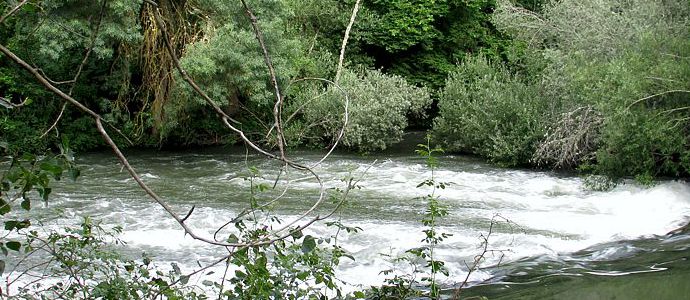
[
  {"left": 41, "top": 0, "right": 108, "bottom": 138},
  {"left": 533, "top": 106, "right": 603, "bottom": 169},
  {"left": 453, "top": 214, "right": 518, "bottom": 299},
  {"left": 181, "top": 205, "right": 196, "bottom": 223},
  {"left": 40, "top": 102, "right": 67, "bottom": 138},
  {"left": 0, "top": 96, "right": 30, "bottom": 109},
  {"left": 626, "top": 89, "right": 690, "bottom": 109},
  {"left": 239, "top": 0, "right": 287, "bottom": 159},
  {"left": 0, "top": 44, "right": 100, "bottom": 119},
  {"left": 335, "top": 0, "right": 361, "bottom": 84},
  {"left": 0, "top": 0, "right": 29, "bottom": 24}
]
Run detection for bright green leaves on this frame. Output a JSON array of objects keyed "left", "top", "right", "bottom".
[
  {"left": 1, "top": 150, "right": 80, "bottom": 218},
  {"left": 372, "top": 143, "right": 452, "bottom": 299},
  {"left": 416, "top": 140, "right": 444, "bottom": 169},
  {"left": 1, "top": 146, "right": 81, "bottom": 274},
  {"left": 407, "top": 142, "right": 451, "bottom": 298},
  {"left": 10, "top": 219, "right": 206, "bottom": 299},
  {"left": 360, "top": 0, "right": 449, "bottom": 52},
  {"left": 349, "top": 0, "right": 515, "bottom": 89}
]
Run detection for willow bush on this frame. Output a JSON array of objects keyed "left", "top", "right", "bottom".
[
  {"left": 287, "top": 68, "right": 431, "bottom": 152},
  {"left": 433, "top": 0, "right": 690, "bottom": 178},
  {"left": 158, "top": 0, "right": 336, "bottom": 146},
  {"left": 432, "top": 55, "right": 546, "bottom": 167}
]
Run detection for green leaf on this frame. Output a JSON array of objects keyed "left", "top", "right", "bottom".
[
  {"left": 202, "top": 280, "right": 214, "bottom": 286},
  {"left": 171, "top": 262, "right": 181, "bottom": 274},
  {"left": 226, "top": 234, "right": 239, "bottom": 244},
  {"left": 20, "top": 198, "right": 30, "bottom": 211},
  {"left": 179, "top": 275, "right": 190, "bottom": 285},
  {"left": 0, "top": 199, "right": 10, "bottom": 215},
  {"left": 290, "top": 229, "right": 303, "bottom": 240},
  {"left": 353, "top": 291, "right": 365, "bottom": 299},
  {"left": 301, "top": 235, "right": 316, "bottom": 253},
  {"left": 295, "top": 271, "right": 308, "bottom": 281},
  {"left": 68, "top": 168, "right": 80, "bottom": 181},
  {"left": 6, "top": 241, "right": 20, "bottom": 251},
  {"left": 38, "top": 188, "right": 53, "bottom": 201},
  {"left": 341, "top": 253, "right": 355, "bottom": 261},
  {"left": 39, "top": 162, "right": 63, "bottom": 179},
  {"left": 4, "top": 220, "right": 30, "bottom": 231}
]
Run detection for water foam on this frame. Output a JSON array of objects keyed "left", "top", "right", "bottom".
[{"left": 29, "top": 151, "right": 690, "bottom": 291}]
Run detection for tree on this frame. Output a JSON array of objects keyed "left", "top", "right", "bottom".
[{"left": 0, "top": 0, "right": 361, "bottom": 297}]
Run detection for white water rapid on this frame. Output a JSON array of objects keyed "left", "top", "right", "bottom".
[{"left": 33, "top": 149, "right": 690, "bottom": 292}]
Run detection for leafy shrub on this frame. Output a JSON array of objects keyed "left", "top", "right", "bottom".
[
  {"left": 164, "top": 2, "right": 336, "bottom": 146},
  {"left": 289, "top": 68, "right": 431, "bottom": 152},
  {"left": 432, "top": 55, "right": 546, "bottom": 167},
  {"left": 6, "top": 218, "right": 205, "bottom": 300},
  {"left": 582, "top": 174, "right": 617, "bottom": 192},
  {"left": 483, "top": 0, "right": 690, "bottom": 178},
  {"left": 596, "top": 111, "right": 688, "bottom": 178}
]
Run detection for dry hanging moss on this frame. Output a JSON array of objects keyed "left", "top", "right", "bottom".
[{"left": 136, "top": 0, "right": 200, "bottom": 136}]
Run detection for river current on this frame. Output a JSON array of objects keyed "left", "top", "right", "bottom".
[{"left": 19, "top": 143, "right": 690, "bottom": 298}]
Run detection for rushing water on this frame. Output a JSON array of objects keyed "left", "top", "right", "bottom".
[{"left": 17, "top": 141, "right": 690, "bottom": 298}]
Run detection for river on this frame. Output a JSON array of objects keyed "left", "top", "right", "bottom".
[{"left": 20, "top": 142, "right": 690, "bottom": 299}]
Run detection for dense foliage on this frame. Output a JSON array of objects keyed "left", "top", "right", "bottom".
[
  {"left": 1, "top": 0, "right": 523, "bottom": 154},
  {"left": 433, "top": 0, "right": 690, "bottom": 179},
  {"left": 289, "top": 68, "right": 431, "bottom": 151},
  {"left": 433, "top": 55, "right": 545, "bottom": 167},
  {"left": 3, "top": 0, "right": 690, "bottom": 298}
]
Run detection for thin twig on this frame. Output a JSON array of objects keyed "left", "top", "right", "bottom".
[
  {"left": 626, "top": 90, "right": 690, "bottom": 110},
  {"left": 41, "top": 102, "right": 67, "bottom": 137},
  {"left": 453, "top": 214, "right": 516, "bottom": 299}
]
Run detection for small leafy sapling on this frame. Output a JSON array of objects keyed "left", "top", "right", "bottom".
[{"left": 414, "top": 138, "right": 452, "bottom": 299}]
